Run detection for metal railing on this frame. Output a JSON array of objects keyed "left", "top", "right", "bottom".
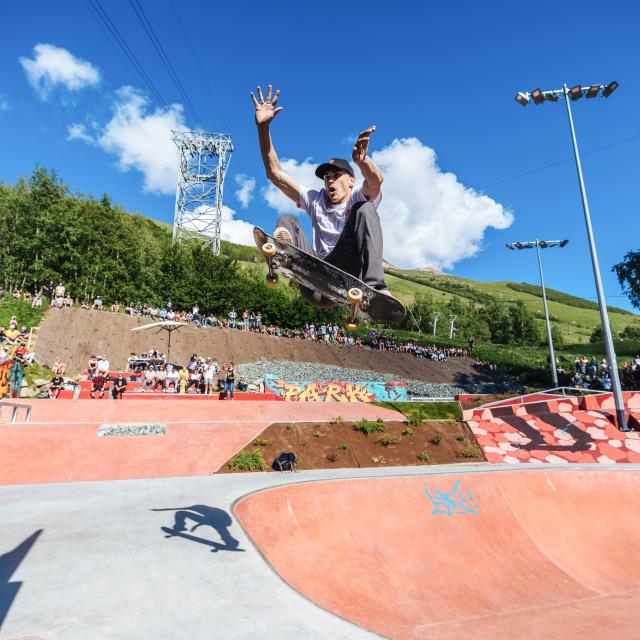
[
  {"left": 0, "top": 402, "right": 32, "bottom": 424},
  {"left": 481, "top": 386, "right": 608, "bottom": 409}
]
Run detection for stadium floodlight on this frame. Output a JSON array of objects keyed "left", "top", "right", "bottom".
[
  {"left": 515, "top": 92, "right": 530, "bottom": 106},
  {"left": 569, "top": 85, "right": 583, "bottom": 100},
  {"left": 603, "top": 80, "right": 619, "bottom": 97},
  {"left": 586, "top": 84, "right": 600, "bottom": 98},
  {"left": 545, "top": 92, "right": 559, "bottom": 102},
  {"left": 506, "top": 243, "right": 515, "bottom": 250},
  {"left": 506, "top": 239, "right": 569, "bottom": 387},
  {"left": 531, "top": 88, "right": 544, "bottom": 105},
  {"left": 513, "top": 79, "right": 628, "bottom": 430}
]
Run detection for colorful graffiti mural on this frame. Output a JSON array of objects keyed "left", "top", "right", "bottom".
[
  {"left": 0, "top": 359, "right": 23, "bottom": 399},
  {"left": 264, "top": 374, "right": 408, "bottom": 402}
]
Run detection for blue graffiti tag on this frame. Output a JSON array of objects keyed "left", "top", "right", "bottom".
[{"left": 424, "top": 480, "right": 479, "bottom": 517}]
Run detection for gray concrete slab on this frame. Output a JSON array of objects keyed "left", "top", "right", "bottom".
[{"left": 1, "top": 463, "right": 636, "bottom": 640}]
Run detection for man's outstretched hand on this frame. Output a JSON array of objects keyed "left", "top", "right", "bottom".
[
  {"left": 250, "top": 84, "right": 282, "bottom": 125},
  {"left": 352, "top": 125, "right": 376, "bottom": 166}
]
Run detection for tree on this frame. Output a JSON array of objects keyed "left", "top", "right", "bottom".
[
  {"left": 620, "top": 325, "right": 640, "bottom": 341},
  {"left": 613, "top": 250, "right": 640, "bottom": 309},
  {"left": 590, "top": 325, "right": 604, "bottom": 343}
]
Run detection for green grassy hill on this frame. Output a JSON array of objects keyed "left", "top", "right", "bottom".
[{"left": 378, "top": 268, "right": 640, "bottom": 345}]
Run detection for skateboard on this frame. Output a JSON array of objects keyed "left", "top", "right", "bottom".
[
  {"left": 254, "top": 227, "right": 406, "bottom": 329},
  {"left": 161, "top": 526, "right": 245, "bottom": 553}
]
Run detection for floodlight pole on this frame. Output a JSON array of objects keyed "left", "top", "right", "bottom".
[
  {"left": 534, "top": 241, "right": 558, "bottom": 387},
  {"left": 562, "top": 85, "right": 628, "bottom": 430}
]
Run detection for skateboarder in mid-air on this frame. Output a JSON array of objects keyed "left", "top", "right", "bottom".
[{"left": 251, "top": 84, "right": 394, "bottom": 307}]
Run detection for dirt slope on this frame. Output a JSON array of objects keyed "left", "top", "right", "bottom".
[{"left": 35, "top": 307, "right": 507, "bottom": 386}]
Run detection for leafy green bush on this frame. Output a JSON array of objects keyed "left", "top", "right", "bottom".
[
  {"left": 313, "top": 430, "right": 326, "bottom": 438},
  {"left": 402, "top": 427, "right": 414, "bottom": 436},
  {"left": 338, "top": 443, "right": 348, "bottom": 450},
  {"left": 458, "top": 445, "right": 481, "bottom": 459},
  {"left": 371, "top": 455, "right": 386, "bottom": 464},
  {"left": 430, "top": 431, "right": 443, "bottom": 446},
  {"left": 353, "top": 418, "right": 386, "bottom": 435},
  {"left": 228, "top": 448, "right": 266, "bottom": 471},
  {"left": 417, "top": 451, "right": 430, "bottom": 462},
  {"left": 330, "top": 416, "right": 345, "bottom": 424},
  {"left": 456, "top": 434, "right": 465, "bottom": 442},
  {"left": 378, "top": 434, "right": 401, "bottom": 447}
]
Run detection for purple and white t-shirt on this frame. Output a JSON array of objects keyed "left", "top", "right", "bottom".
[{"left": 298, "top": 185, "right": 382, "bottom": 258}]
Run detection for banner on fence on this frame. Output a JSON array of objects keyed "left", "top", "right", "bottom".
[{"left": 264, "top": 374, "right": 408, "bottom": 402}]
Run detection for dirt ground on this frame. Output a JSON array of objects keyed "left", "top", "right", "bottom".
[
  {"left": 35, "top": 307, "right": 513, "bottom": 387},
  {"left": 218, "top": 419, "right": 485, "bottom": 472}
]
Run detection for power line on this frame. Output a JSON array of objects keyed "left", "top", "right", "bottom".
[
  {"left": 129, "top": 0, "right": 202, "bottom": 127},
  {"left": 85, "top": 0, "right": 168, "bottom": 108},
  {"left": 480, "top": 131, "right": 640, "bottom": 191},
  {"left": 169, "top": 0, "right": 229, "bottom": 131}
]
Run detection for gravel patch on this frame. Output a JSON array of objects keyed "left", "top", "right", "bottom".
[{"left": 238, "top": 360, "right": 522, "bottom": 397}]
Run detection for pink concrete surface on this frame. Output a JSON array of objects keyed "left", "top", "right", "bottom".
[
  {"left": 0, "top": 400, "right": 401, "bottom": 484},
  {"left": 235, "top": 469, "right": 640, "bottom": 640},
  {"left": 463, "top": 392, "right": 640, "bottom": 464}
]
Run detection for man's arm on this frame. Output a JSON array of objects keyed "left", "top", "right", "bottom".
[
  {"left": 250, "top": 85, "right": 301, "bottom": 205},
  {"left": 352, "top": 125, "right": 383, "bottom": 201}
]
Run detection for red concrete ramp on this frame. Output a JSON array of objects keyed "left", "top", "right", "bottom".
[{"left": 235, "top": 469, "right": 640, "bottom": 639}]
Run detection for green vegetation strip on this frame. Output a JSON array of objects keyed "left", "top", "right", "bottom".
[{"left": 374, "top": 401, "right": 462, "bottom": 422}]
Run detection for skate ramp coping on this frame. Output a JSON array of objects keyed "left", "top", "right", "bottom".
[{"left": 235, "top": 468, "right": 640, "bottom": 639}]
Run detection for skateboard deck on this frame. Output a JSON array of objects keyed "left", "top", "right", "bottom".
[
  {"left": 254, "top": 227, "right": 406, "bottom": 327},
  {"left": 161, "top": 526, "right": 245, "bottom": 553}
]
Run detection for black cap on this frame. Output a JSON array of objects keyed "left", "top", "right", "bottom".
[{"left": 314, "top": 158, "right": 354, "bottom": 179}]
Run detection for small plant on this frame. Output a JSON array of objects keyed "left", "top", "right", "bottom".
[
  {"left": 417, "top": 451, "right": 430, "bottom": 462},
  {"left": 228, "top": 448, "right": 265, "bottom": 471},
  {"left": 326, "top": 453, "right": 337, "bottom": 463},
  {"left": 253, "top": 437, "right": 272, "bottom": 447},
  {"left": 456, "top": 434, "right": 465, "bottom": 442},
  {"left": 402, "top": 427, "right": 414, "bottom": 436},
  {"left": 285, "top": 422, "right": 294, "bottom": 431},
  {"left": 407, "top": 413, "right": 424, "bottom": 427},
  {"left": 330, "top": 416, "right": 345, "bottom": 425},
  {"left": 313, "top": 430, "right": 326, "bottom": 438},
  {"left": 338, "top": 443, "right": 349, "bottom": 450},
  {"left": 354, "top": 418, "right": 386, "bottom": 436},
  {"left": 458, "top": 445, "right": 481, "bottom": 459},
  {"left": 378, "top": 434, "right": 401, "bottom": 447},
  {"left": 371, "top": 455, "right": 386, "bottom": 464},
  {"left": 430, "top": 430, "right": 443, "bottom": 446}
]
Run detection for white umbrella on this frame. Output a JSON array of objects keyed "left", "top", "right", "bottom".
[{"left": 130, "top": 321, "right": 189, "bottom": 361}]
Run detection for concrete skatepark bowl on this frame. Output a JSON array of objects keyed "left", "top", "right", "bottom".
[{"left": 236, "top": 468, "right": 640, "bottom": 639}]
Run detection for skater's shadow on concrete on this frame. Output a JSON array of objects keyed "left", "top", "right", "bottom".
[
  {"left": 0, "top": 529, "right": 43, "bottom": 629},
  {"left": 151, "top": 505, "right": 245, "bottom": 553}
]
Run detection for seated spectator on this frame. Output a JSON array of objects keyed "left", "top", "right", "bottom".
[
  {"left": 112, "top": 372, "right": 128, "bottom": 399},
  {"left": 93, "top": 296, "right": 103, "bottom": 310},
  {"left": 22, "top": 290, "right": 32, "bottom": 302},
  {"left": 32, "top": 293, "right": 43, "bottom": 308},
  {"left": 144, "top": 365, "right": 156, "bottom": 391},
  {"left": 87, "top": 355, "right": 98, "bottom": 379},
  {"left": 155, "top": 365, "right": 167, "bottom": 391},
  {"left": 97, "top": 355, "right": 110, "bottom": 375},
  {"left": 81, "top": 299, "right": 90, "bottom": 310},
  {"left": 237, "top": 377, "right": 248, "bottom": 392},
  {"left": 90, "top": 372, "right": 107, "bottom": 399},
  {"left": 64, "top": 295, "right": 73, "bottom": 307},
  {"left": 164, "top": 368, "right": 178, "bottom": 392},
  {"left": 49, "top": 374, "right": 65, "bottom": 399},
  {"left": 127, "top": 353, "right": 137, "bottom": 371},
  {"left": 111, "top": 301, "right": 120, "bottom": 313},
  {"left": 12, "top": 288, "right": 21, "bottom": 299},
  {"left": 52, "top": 358, "right": 65, "bottom": 375}
]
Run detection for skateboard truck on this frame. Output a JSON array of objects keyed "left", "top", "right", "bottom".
[
  {"left": 346, "top": 287, "right": 363, "bottom": 330},
  {"left": 261, "top": 242, "right": 279, "bottom": 286}
]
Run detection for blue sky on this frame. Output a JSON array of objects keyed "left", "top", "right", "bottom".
[{"left": 2, "top": 0, "right": 639, "bottom": 312}]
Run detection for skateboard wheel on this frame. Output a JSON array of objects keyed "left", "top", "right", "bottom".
[
  {"left": 266, "top": 273, "right": 279, "bottom": 286},
  {"left": 347, "top": 288, "right": 363, "bottom": 304},
  {"left": 346, "top": 322, "right": 358, "bottom": 331},
  {"left": 262, "top": 242, "right": 277, "bottom": 257}
]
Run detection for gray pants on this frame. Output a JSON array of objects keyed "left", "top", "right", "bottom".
[{"left": 276, "top": 201, "right": 386, "bottom": 306}]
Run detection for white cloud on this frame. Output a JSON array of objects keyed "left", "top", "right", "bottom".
[
  {"left": 220, "top": 205, "right": 255, "bottom": 246},
  {"left": 0, "top": 94, "right": 9, "bottom": 112},
  {"left": 19, "top": 43, "right": 100, "bottom": 99},
  {"left": 372, "top": 138, "right": 512, "bottom": 269},
  {"left": 96, "top": 87, "right": 187, "bottom": 195},
  {"left": 261, "top": 137, "right": 513, "bottom": 270},
  {"left": 234, "top": 174, "right": 256, "bottom": 208},
  {"left": 262, "top": 157, "right": 318, "bottom": 214},
  {"left": 67, "top": 123, "right": 95, "bottom": 144}
]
